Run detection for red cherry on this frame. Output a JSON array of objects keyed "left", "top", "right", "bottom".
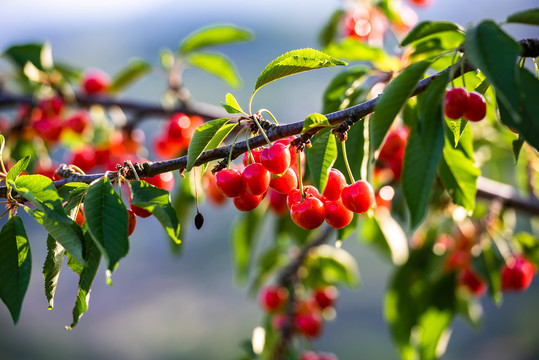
[
  {"left": 233, "top": 191, "right": 264, "bottom": 212},
  {"left": 154, "top": 134, "right": 181, "bottom": 159},
  {"left": 202, "top": 172, "right": 227, "bottom": 206},
  {"left": 287, "top": 185, "right": 322, "bottom": 210},
  {"left": 501, "top": 256, "right": 535, "bottom": 292},
  {"left": 444, "top": 87, "right": 469, "bottom": 120},
  {"left": 270, "top": 167, "right": 298, "bottom": 195},
  {"left": 407, "top": 0, "right": 433, "bottom": 7},
  {"left": 39, "top": 96, "right": 64, "bottom": 116},
  {"left": 323, "top": 168, "right": 347, "bottom": 201},
  {"left": 131, "top": 204, "right": 152, "bottom": 218},
  {"left": 75, "top": 204, "right": 85, "bottom": 226},
  {"left": 260, "top": 286, "right": 288, "bottom": 312},
  {"left": 341, "top": 180, "right": 374, "bottom": 214},
  {"left": 290, "top": 197, "right": 325, "bottom": 230},
  {"left": 242, "top": 148, "right": 262, "bottom": 166},
  {"left": 300, "top": 351, "right": 320, "bottom": 360},
  {"left": 143, "top": 172, "right": 175, "bottom": 192},
  {"left": 324, "top": 199, "right": 353, "bottom": 229},
  {"left": 82, "top": 70, "right": 109, "bottom": 95},
  {"left": 295, "top": 311, "right": 323, "bottom": 338},
  {"left": 378, "top": 127, "right": 409, "bottom": 164},
  {"left": 313, "top": 286, "right": 338, "bottom": 309},
  {"left": 463, "top": 92, "right": 486, "bottom": 122},
  {"left": 260, "top": 142, "right": 291, "bottom": 175},
  {"left": 68, "top": 146, "right": 97, "bottom": 172},
  {"left": 459, "top": 268, "right": 486, "bottom": 297},
  {"left": 318, "top": 353, "right": 338, "bottom": 360},
  {"left": 216, "top": 168, "right": 244, "bottom": 198},
  {"left": 269, "top": 190, "right": 288, "bottom": 216},
  {"left": 33, "top": 116, "right": 64, "bottom": 143},
  {"left": 127, "top": 209, "right": 137, "bottom": 236},
  {"left": 67, "top": 111, "right": 90, "bottom": 134},
  {"left": 166, "top": 113, "right": 191, "bottom": 142},
  {"left": 242, "top": 163, "right": 270, "bottom": 196}
]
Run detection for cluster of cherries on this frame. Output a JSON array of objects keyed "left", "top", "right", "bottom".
[
  {"left": 153, "top": 113, "right": 203, "bottom": 159},
  {"left": 260, "top": 285, "right": 339, "bottom": 358},
  {"left": 444, "top": 87, "right": 487, "bottom": 122},
  {"left": 213, "top": 137, "right": 375, "bottom": 230}
]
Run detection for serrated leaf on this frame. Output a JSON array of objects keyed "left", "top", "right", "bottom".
[
  {"left": 254, "top": 48, "right": 347, "bottom": 95},
  {"left": 186, "top": 52, "right": 242, "bottom": 88},
  {"left": 84, "top": 177, "right": 129, "bottom": 272},
  {"left": 306, "top": 129, "right": 338, "bottom": 194},
  {"left": 42, "top": 235, "right": 65, "bottom": 310},
  {"left": 370, "top": 61, "right": 431, "bottom": 152},
  {"left": 186, "top": 118, "right": 232, "bottom": 171},
  {"left": 130, "top": 180, "right": 181, "bottom": 244},
  {"left": 14, "top": 175, "right": 85, "bottom": 266},
  {"left": 445, "top": 118, "right": 468, "bottom": 147},
  {"left": 402, "top": 71, "right": 448, "bottom": 229},
  {"left": 302, "top": 113, "right": 331, "bottom": 133},
  {"left": 108, "top": 58, "right": 151, "bottom": 93},
  {"left": 222, "top": 93, "right": 245, "bottom": 114},
  {"left": 0, "top": 216, "right": 31, "bottom": 324},
  {"left": 179, "top": 24, "right": 253, "bottom": 54},
  {"left": 401, "top": 21, "right": 464, "bottom": 47},
  {"left": 6, "top": 156, "right": 31, "bottom": 186},
  {"left": 507, "top": 8, "right": 539, "bottom": 26}
]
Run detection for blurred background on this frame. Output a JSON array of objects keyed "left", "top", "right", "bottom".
[{"left": 0, "top": 0, "right": 538, "bottom": 359}]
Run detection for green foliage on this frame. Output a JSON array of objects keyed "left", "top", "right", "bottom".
[
  {"left": 323, "top": 38, "right": 399, "bottom": 70},
  {"left": 303, "top": 244, "right": 360, "bottom": 288},
  {"left": 301, "top": 113, "right": 331, "bottom": 133},
  {"left": 186, "top": 52, "right": 242, "bottom": 88},
  {"left": 186, "top": 118, "right": 236, "bottom": 171},
  {"left": 222, "top": 93, "right": 246, "bottom": 115},
  {"left": 42, "top": 235, "right": 65, "bottom": 310},
  {"left": 178, "top": 24, "right": 253, "bottom": 54},
  {"left": 306, "top": 129, "right": 338, "bottom": 194},
  {"left": 506, "top": 8, "right": 539, "bottom": 26},
  {"left": 401, "top": 21, "right": 464, "bottom": 47},
  {"left": 108, "top": 58, "right": 151, "bottom": 93}
]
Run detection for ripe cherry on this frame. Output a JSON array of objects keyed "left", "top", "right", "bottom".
[
  {"left": 82, "top": 70, "right": 110, "bottom": 95},
  {"left": 260, "top": 286, "right": 288, "bottom": 312},
  {"left": 202, "top": 172, "right": 227, "bottom": 206},
  {"left": 287, "top": 185, "right": 322, "bottom": 210},
  {"left": 260, "top": 142, "right": 291, "bottom": 175},
  {"left": 295, "top": 311, "right": 323, "bottom": 338},
  {"left": 341, "top": 180, "right": 375, "bottom": 214},
  {"left": 378, "top": 126, "right": 409, "bottom": 165},
  {"left": 323, "top": 168, "right": 347, "bottom": 201},
  {"left": 242, "top": 163, "right": 270, "bottom": 195},
  {"left": 143, "top": 172, "right": 175, "bottom": 192},
  {"left": 269, "top": 190, "right": 288, "bottom": 216},
  {"left": 319, "top": 353, "right": 338, "bottom": 360},
  {"left": 33, "top": 116, "right": 64, "bottom": 143},
  {"left": 463, "top": 92, "right": 486, "bottom": 122},
  {"left": 290, "top": 196, "right": 325, "bottom": 230},
  {"left": 407, "top": 0, "right": 433, "bottom": 7},
  {"left": 166, "top": 113, "right": 192, "bottom": 143},
  {"left": 242, "top": 148, "right": 262, "bottom": 166},
  {"left": 233, "top": 190, "right": 264, "bottom": 212},
  {"left": 67, "top": 111, "right": 90, "bottom": 134},
  {"left": 324, "top": 199, "right": 353, "bottom": 229},
  {"left": 39, "top": 96, "right": 65, "bottom": 116},
  {"left": 215, "top": 168, "right": 244, "bottom": 198},
  {"left": 127, "top": 208, "right": 137, "bottom": 236},
  {"left": 313, "top": 286, "right": 338, "bottom": 309},
  {"left": 270, "top": 167, "right": 298, "bottom": 195},
  {"left": 68, "top": 146, "right": 97, "bottom": 172},
  {"left": 75, "top": 204, "right": 85, "bottom": 226},
  {"left": 501, "top": 255, "right": 535, "bottom": 292},
  {"left": 300, "top": 351, "right": 320, "bottom": 360},
  {"left": 459, "top": 268, "right": 486, "bottom": 297},
  {"left": 444, "top": 87, "right": 469, "bottom": 120}
]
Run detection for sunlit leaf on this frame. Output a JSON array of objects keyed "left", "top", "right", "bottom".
[
  {"left": 401, "top": 21, "right": 464, "bottom": 47},
  {"left": 186, "top": 52, "right": 242, "bottom": 88},
  {"left": 108, "top": 58, "right": 151, "bottom": 93},
  {"left": 306, "top": 129, "right": 338, "bottom": 194},
  {"left": 302, "top": 113, "right": 331, "bottom": 133},
  {"left": 222, "top": 93, "right": 246, "bottom": 114},
  {"left": 186, "top": 118, "right": 234, "bottom": 171},
  {"left": 179, "top": 24, "right": 253, "bottom": 54}
]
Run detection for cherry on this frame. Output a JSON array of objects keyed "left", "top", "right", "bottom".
[
  {"left": 215, "top": 168, "right": 244, "bottom": 198},
  {"left": 323, "top": 168, "right": 347, "bottom": 201},
  {"left": 242, "top": 148, "right": 262, "bottom": 166},
  {"left": 444, "top": 87, "right": 469, "bottom": 120},
  {"left": 269, "top": 190, "right": 288, "bottom": 216},
  {"left": 131, "top": 204, "right": 152, "bottom": 218},
  {"left": 68, "top": 146, "right": 97, "bottom": 172},
  {"left": 75, "top": 204, "right": 85, "bottom": 226},
  {"left": 260, "top": 286, "right": 288, "bottom": 312},
  {"left": 290, "top": 196, "right": 325, "bottom": 230},
  {"left": 242, "top": 163, "right": 270, "bottom": 195},
  {"left": 260, "top": 142, "right": 291, "bottom": 175},
  {"left": 501, "top": 255, "right": 535, "bottom": 292},
  {"left": 67, "top": 111, "right": 90, "bottom": 134},
  {"left": 459, "top": 268, "right": 486, "bottom": 297},
  {"left": 127, "top": 208, "right": 137, "bottom": 236},
  {"left": 166, "top": 113, "right": 192, "bottom": 142},
  {"left": 154, "top": 134, "right": 180, "bottom": 159},
  {"left": 319, "top": 353, "right": 338, "bottom": 360},
  {"left": 324, "top": 199, "right": 353, "bottom": 229},
  {"left": 295, "top": 311, "right": 323, "bottom": 338},
  {"left": 143, "top": 172, "right": 175, "bottom": 192},
  {"left": 341, "top": 180, "right": 374, "bottom": 214},
  {"left": 313, "top": 286, "right": 338, "bottom": 309},
  {"left": 378, "top": 126, "right": 409, "bottom": 165},
  {"left": 463, "top": 92, "right": 486, "bottom": 122},
  {"left": 270, "top": 167, "right": 298, "bottom": 195},
  {"left": 233, "top": 190, "right": 264, "bottom": 212},
  {"left": 407, "top": 0, "right": 433, "bottom": 7},
  {"left": 300, "top": 351, "right": 320, "bottom": 360},
  {"left": 82, "top": 70, "right": 110, "bottom": 95},
  {"left": 39, "top": 96, "right": 64, "bottom": 116},
  {"left": 32, "top": 116, "right": 64, "bottom": 143},
  {"left": 287, "top": 185, "right": 322, "bottom": 210},
  {"left": 202, "top": 172, "right": 227, "bottom": 206}
]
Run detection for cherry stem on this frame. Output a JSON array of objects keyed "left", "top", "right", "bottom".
[
  {"left": 227, "top": 125, "right": 248, "bottom": 169},
  {"left": 193, "top": 167, "right": 200, "bottom": 213},
  {"left": 449, "top": 51, "right": 459, "bottom": 89},
  {"left": 245, "top": 131, "right": 255, "bottom": 165},
  {"left": 259, "top": 109, "right": 279, "bottom": 124},
  {"left": 341, "top": 140, "right": 355, "bottom": 184},
  {"left": 251, "top": 115, "right": 272, "bottom": 146},
  {"left": 297, "top": 151, "right": 304, "bottom": 202},
  {"left": 125, "top": 160, "right": 140, "bottom": 181}
]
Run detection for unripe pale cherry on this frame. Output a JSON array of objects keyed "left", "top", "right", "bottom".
[
  {"left": 341, "top": 180, "right": 375, "bottom": 213},
  {"left": 323, "top": 168, "right": 347, "bottom": 201},
  {"left": 215, "top": 168, "right": 244, "bottom": 198},
  {"left": 463, "top": 92, "right": 486, "bottom": 122},
  {"left": 444, "top": 87, "right": 469, "bottom": 120},
  {"left": 260, "top": 142, "right": 291, "bottom": 174},
  {"left": 501, "top": 255, "right": 535, "bottom": 292},
  {"left": 290, "top": 196, "right": 325, "bottom": 230},
  {"left": 324, "top": 199, "right": 353, "bottom": 229},
  {"left": 242, "top": 163, "right": 270, "bottom": 195}
]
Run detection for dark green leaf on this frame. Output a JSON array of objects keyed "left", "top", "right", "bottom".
[
  {"left": 319, "top": 9, "right": 345, "bottom": 46},
  {"left": 370, "top": 61, "right": 431, "bottom": 152},
  {"left": 130, "top": 180, "right": 181, "bottom": 244},
  {"left": 506, "top": 8, "right": 539, "bottom": 26},
  {"left": 179, "top": 24, "right": 253, "bottom": 54},
  {"left": 306, "top": 129, "right": 338, "bottom": 194},
  {"left": 0, "top": 216, "right": 31, "bottom": 324},
  {"left": 186, "top": 118, "right": 232, "bottom": 171},
  {"left": 43, "top": 235, "right": 65, "bottom": 310},
  {"left": 254, "top": 48, "right": 347, "bottom": 95},
  {"left": 222, "top": 93, "right": 246, "bottom": 114},
  {"left": 445, "top": 118, "right": 468, "bottom": 147},
  {"left": 401, "top": 21, "right": 464, "bottom": 47},
  {"left": 322, "top": 65, "right": 371, "bottom": 113},
  {"left": 302, "top": 113, "right": 331, "bottom": 133},
  {"left": 84, "top": 177, "right": 129, "bottom": 272},
  {"left": 14, "top": 175, "right": 85, "bottom": 266},
  {"left": 3, "top": 43, "right": 47, "bottom": 70},
  {"left": 186, "top": 52, "right": 242, "bottom": 88},
  {"left": 402, "top": 71, "right": 448, "bottom": 229},
  {"left": 512, "top": 136, "right": 525, "bottom": 162},
  {"left": 57, "top": 182, "right": 89, "bottom": 203},
  {"left": 108, "top": 58, "right": 151, "bottom": 93}
]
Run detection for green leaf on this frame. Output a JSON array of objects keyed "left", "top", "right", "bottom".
[
  {"left": 512, "top": 68, "right": 539, "bottom": 152},
  {"left": 506, "top": 8, "right": 539, "bottom": 26},
  {"left": 418, "top": 309, "right": 453, "bottom": 360},
  {"left": 401, "top": 21, "right": 464, "bottom": 47},
  {"left": 402, "top": 71, "right": 448, "bottom": 229},
  {"left": 322, "top": 65, "right": 371, "bottom": 113},
  {"left": 0, "top": 216, "right": 31, "bottom": 324},
  {"left": 319, "top": 9, "right": 345, "bottom": 47},
  {"left": 57, "top": 182, "right": 89, "bottom": 203},
  {"left": 3, "top": 43, "right": 47, "bottom": 70},
  {"left": 68, "top": 228, "right": 101, "bottom": 329},
  {"left": 42, "top": 235, "right": 65, "bottom": 310},
  {"left": 222, "top": 93, "right": 245, "bottom": 114},
  {"left": 445, "top": 118, "right": 468, "bottom": 147},
  {"left": 254, "top": 48, "right": 347, "bottom": 95},
  {"left": 302, "top": 113, "right": 331, "bottom": 133},
  {"left": 303, "top": 244, "right": 360, "bottom": 288},
  {"left": 370, "top": 61, "right": 431, "bottom": 152},
  {"left": 130, "top": 180, "right": 181, "bottom": 244},
  {"left": 179, "top": 24, "right": 253, "bottom": 54},
  {"left": 512, "top": 136, "right": 525, "bottom": 162},
  {"left": 186, "top": 52, "right": 242, "bottom": 88},
  {"left": 333, "top": 114, "right": 366, "bottom": 183},
  {"left": 6, "top": 156, "right": 31, "bottom": 186},
  {"left": 108, "top": 58, "right": 151, "bottom": 93},
  {"left": 84, "top": 177, "right": 129, "bottom": 273},
  {"left": 186, "top": 118, "right": 232, "bottom": 171},
  {"left": 323, "top": 38, "right": 399, "bottom": 70},
  {"left": 306, "top": 129, "right": 338, "bottom": 194},
  {"left": 14, "top": 175, "right": 85, "bottom": 266},
  {"left": 0, "top": 135, "right": 5, "bottom": 158}
]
